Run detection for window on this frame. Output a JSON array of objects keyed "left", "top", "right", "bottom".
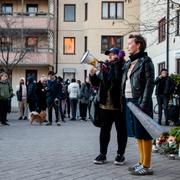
[
  {"left": 102, "top": 2, "right": 123, "bottom": 19},
  {"left": 158, "top": 17, "right": 166, "bottom": 43},
  {"left": 63, "top": 37, "right": 75, "bottom": 54},
  {"left": 25, "top": 37, "right": 38, "bottom": 51},
  {"left": 2, "top": 3, "right": 13, "bottom": 15},
  {"left": 27, "top": 4, "right": 38, "bottom": 16},
  {"left": 84, "top": 36, "right": 87, "bottom": 52},
  {"left": 0, "top": 36, "right": 12, "bottom": 49},
  {"left": 158, "top": 62, "right": 165, "bottom": 75},
  {"left": 64, "top": 5, "right": 75, "bottom": 22},
  {"left": 176, "top": 10, "right": 180, "bottom": 36},
  {"left": 177, "top": 59, "right": 180, "bottom": 74},
  {"left": 85, "top": 3, "right": 88, "bottom": 21},
  {"left": 101, "top": 36, "right": 123, "bottom": 53}
]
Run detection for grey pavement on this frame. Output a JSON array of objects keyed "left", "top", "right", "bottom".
[{"left": 0, "top": 112, "right": 180, "bottom": 180}]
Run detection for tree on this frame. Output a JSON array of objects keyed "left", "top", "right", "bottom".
[{"left": 0, "top": 14, "right": 50, "bottom": 81}]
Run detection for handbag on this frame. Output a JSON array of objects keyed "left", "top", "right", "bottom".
[{"left": 89, "top": 94, "right": 101, "bottom": 128}]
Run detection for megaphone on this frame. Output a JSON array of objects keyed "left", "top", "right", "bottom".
[{"left": 80, "top": 50, "right": 99, "bottom": 67}]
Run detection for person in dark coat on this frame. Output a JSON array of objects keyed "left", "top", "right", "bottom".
[
  {"left": 90, "top": 48, "right": 127, "bottom": 165},
  {"left": 79, "top": 78, "right": 92, "bottom": 121},
  {"left": 0, "top": 72, "right": 13, "bottom": 126},
  {"left": 155, "top": 69, "right": 175, "bottom": 125},
  {"left": 27, "top": 75, "right": 37, "bottom": 112},
  {"left": 122, "top": 34, "right": 155, "bottom": 175},
  {"left": 46, "top": 71, "right": 60, "bottom": 126},
  {"left": 56, "top": 76, "right": 66, "bottom": 122},
  {"left": 36, "top": 75, "right": 47, "bottom": 113}
]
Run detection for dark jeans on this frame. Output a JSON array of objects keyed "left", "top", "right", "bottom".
[
  {"left": 157, "top": 95, "right": 169, "bottom": 124},
  {"left": 47, "top": 100, "right": 59, "bottom": 123},
  {"left": 28, "top": 101, "right": 37, "bottom": 112},
  {"left": 99, "top": 109, "right": 127, "bottom": 156},
  {"left": 0, "top": 99, "right": 8, "bottom": 124},
  {"left": 70, "top": 99, "right": 78, "bottom": 119},
  {"left": 80, "top": 103, "right": 88, "bottom": 119}
]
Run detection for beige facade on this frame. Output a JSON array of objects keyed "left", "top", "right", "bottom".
[
  {"left": 57, "top": 0, "right": 140, "bottom": 82},
  {"left": 0, "top": 0, "right": 55, "bottom": 107}
]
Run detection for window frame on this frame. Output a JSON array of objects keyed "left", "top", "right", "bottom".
[
  {"left": 25, "top": 36, "right": 38, "bottom": 52},
  {"left": 158, "top": 62, "right": 165, "bottom": 75},
  {"left": 101, "top": 36, "right": 123, "bottom": 53},
  {"left": 0, "top": 36, "right": 13, "bottom": 49},
  {"left": 2, "top": 3, "right": 13, "bottom": 15},
  {"left": 63, "top": 37, "right": 76, "bottom": 55},
  {"left": 101, "top": 1, "right": 124, "bottom": 20},
  {"left": 158, "top": 17, "right": 166, "bottom": 43},
  {"left": 64, "top": 4, "right": 76, "bottom": 22},
  {"left": 26, "top": 4, "right": 38, "bottom": 16}
]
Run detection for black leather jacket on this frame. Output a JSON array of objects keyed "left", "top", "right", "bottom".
[
  {"left": 155, "top": 76, "right": 174, "bottom": 96},
  {"left": 122, "top": 53, "right": 155, "bottom": 108}
]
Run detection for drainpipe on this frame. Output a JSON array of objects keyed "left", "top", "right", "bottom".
[{"left": 54, "top": 0, "right": 59, "bottom": 74}]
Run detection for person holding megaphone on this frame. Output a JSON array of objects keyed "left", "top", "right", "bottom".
[{"left": 89, "top": 48, "right": 127, "bottom": 165}]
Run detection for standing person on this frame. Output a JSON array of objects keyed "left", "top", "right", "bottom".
[
  {"left": 16, "top": 77, "right": 28, "bottom": 120},
  {"left": 90, "top": 47, "right": 127, "bottom": 165},
  {"left": 57, "top": 76, "right": 66, "bottom": 122},
  {"left": 64, "top": 79, "right": 70, "bottom": 118},
  {"left": 27, "top": 75, "right": 37, "bottom": 112},
  {"left": 68, "top": 78, "right": 80, "bottom": 120},
  {"left": 46, "top": 71, "right": 60, "bottom": 126},
  {"left": 79, "top": 78, "right": 92, "bottom": 121},
  {"left": 76, "top": 80, "right": 81, "bottom": 120},
  {"left": 0, "top": 72, "right": 13, "bottom": 126},
  {"left": 122, "top": 34, "right": 155, "bottom": 175},
  {"left": 155, "top": 69, "right": 174, "bottom": 126},
  {"left": 36, "top": 75, "right": 47, "bottom": 113}
]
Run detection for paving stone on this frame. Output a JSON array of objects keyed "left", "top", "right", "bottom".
[{"left": 0, "top": 112, "right": 179, "bottom": 180}]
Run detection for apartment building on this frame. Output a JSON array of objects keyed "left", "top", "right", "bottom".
[
  {"left": 58, "top": 0, "right": 140, "bottom": 82},
  {"left": 0, "top": 0, "right": 55, "bottom": 85},
  {"left": 139, "top": 0, "right": 180, "bottom": 76}
]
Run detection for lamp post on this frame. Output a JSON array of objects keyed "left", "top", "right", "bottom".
[{"left": 166, "top": 0, "right": 170, "bottom": 73}]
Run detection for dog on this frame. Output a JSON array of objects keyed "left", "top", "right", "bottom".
[{"left": 29, "top": 111, "right": 46, "bottom": 125}]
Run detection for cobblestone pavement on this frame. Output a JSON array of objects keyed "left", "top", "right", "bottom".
[{"left": 0, "top": 112, "right": 179, "bottom": 180}]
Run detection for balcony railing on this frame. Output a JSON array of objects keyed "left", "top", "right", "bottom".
[
  {"left": 0, "top": 48, "right": 54, "bottom": 66},
  {"left": 0, "top": 12, "right": 54, "bottom": 30}
]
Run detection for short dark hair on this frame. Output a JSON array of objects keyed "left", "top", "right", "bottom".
[
  {"left": 71, "top": 78, "right": 76, "bottom": 82},
  {"left": 129, "top": 34, "right": 147, "bottom": 52},
  {"left": 48, "top": 71, "right": 55, "bottom": 76},
  {"left": 160, "top": 68, "right": 168, "bottom": 72}
]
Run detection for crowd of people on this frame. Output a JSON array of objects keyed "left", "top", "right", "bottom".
[
  {"left": 0, "top": 34, "right": 179, "bottom": 176},
  {"left": 0, "top": 70, "right": 95, "bottom": 126}
]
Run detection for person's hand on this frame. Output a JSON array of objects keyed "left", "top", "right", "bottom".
[
  {"left": 139, "top": 104, "right": 148, "bottom": 113},
  {"left": 159, "top": 75, "right": 163, "bottom": 78},
  {"left": 89, "top": 67, "right": 97, "bottom": 76}
]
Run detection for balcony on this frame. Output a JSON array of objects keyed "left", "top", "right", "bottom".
[
  {"left": 0, "top": 12, "right": 54, "bottom": 31},
  {"left": 0, "top": 48, "right": 54, "bottom": 66}
]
